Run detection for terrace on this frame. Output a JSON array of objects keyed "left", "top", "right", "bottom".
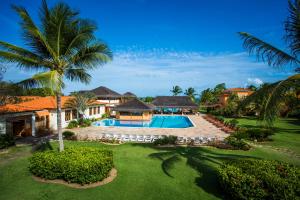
[{"left": 69, "top": 114, "right": 228, "bottom": 141}]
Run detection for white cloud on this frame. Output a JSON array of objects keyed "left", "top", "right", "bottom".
[
  {"left": 247, "top": 78, "right": 264, "bottom": 86},
  {"left": 3, "top": 50, "right": 291, "bottom": 96}
]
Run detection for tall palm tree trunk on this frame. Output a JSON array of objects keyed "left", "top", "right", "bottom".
[{"left": 56, "top": 93, "right": 64, "bottom": 151}]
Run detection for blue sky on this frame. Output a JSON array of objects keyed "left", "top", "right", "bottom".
[{"left": 0, "top": 0, "right": 292, "bottom": 96}]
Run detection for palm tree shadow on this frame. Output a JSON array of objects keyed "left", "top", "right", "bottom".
[{"left": 143, "top": 144, "right": 256, "bottom": 198}]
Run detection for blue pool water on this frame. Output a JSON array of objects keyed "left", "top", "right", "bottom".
[{"left": 92, "top": 115, "right": 194, "bottom": 128}]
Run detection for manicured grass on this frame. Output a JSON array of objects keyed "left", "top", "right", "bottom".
[
  {"left": 0, "top": 139, "right": 299, "bottom": 200},
  {"left": 225, "top": 117, "right": 300, "bottom": 155}
]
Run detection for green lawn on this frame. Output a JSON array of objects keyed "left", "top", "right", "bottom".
[
  {"left": 1, "top": 127, "right": 300, "bottom": 200},
  {"left": 225, "top": 117, "right": 300, "bottom": 155}
]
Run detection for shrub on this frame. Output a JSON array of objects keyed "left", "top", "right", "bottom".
[
  {"left": 0, "top": 134, "right": 15, "bottom": 149},
  {"left": 67, "top": 120, "right": 78, "bottom": 129},
  {"left": 218, "top": 159, "right": 300, "bottom": 200},
  {"left": 78, "top": 118, "right": 92, "bottom": 127},
  {"left": 233, "top": 127, "right": 274, "bottom": 142},
  {"left": 225, "top": 136, "right": 250, "bottom": 151},
  {"left": 102, "top": 113, "right": 109, "bottom": 118},
  {"left": 228, "top": 119, "right": 239, "bottom": 128},
  {"left": 246, "top": 128, "right": 273, "bottom": 141},
  {"left": 29, "top": 147, "right": 114, "bottom": 184},
  {"left": 216, "top": 115, "right": 225, "bottom": 122},
  {"left": 153, "top": 135, "right": 178, "bottom": 145},
  {"left": 63, "top": 131, "right": 75, "bottom": 140}
]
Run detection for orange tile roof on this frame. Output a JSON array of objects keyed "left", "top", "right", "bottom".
[{"left": 0, "top": 96, "right": 105, "bottom": 114}]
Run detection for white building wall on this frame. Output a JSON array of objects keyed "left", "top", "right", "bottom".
[{"left": 49, "top": 105, "right": 105, "bottom": 130}]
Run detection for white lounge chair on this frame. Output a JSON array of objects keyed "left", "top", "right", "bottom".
[
  {"left": 137, "top": 135, "right": 144, "bottom": 142},
  {"left": 144, "top": 135, "right": 152, "bottom": 143},
  {"left": 130, "top": 134, "right": 137, "bottom": 142},
  {"left": 122, "top": 134, "right": 130, "bottom": 142}
]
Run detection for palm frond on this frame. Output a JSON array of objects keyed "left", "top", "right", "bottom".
[
  {"left": 262, "top": 74, "right": 300, "bottom": 125},
  {"left": 0, "top": 51, "right": 48, "bottom": 69},
  {"left": 17, "top": 78, "right": 41, "bottom": 89},
  {"left": 285, "top": 0, "right": 300, "bottom": 55},
  {"left": 13, "top": 5, "right": 57, "bottom": 59},
  {"left": 70, "top": 41, "right": 112, "bottom": 68},
  {"left": 17, "top": 70, "right": 63, "bottom": 94},
  {"left": 239, "top": 74, "right": 300, "bottom": 126},
  {"left": 65, "top": 68, "right": 91, "bottom": 84},
  {"left": 238, "top": 32, "right": 300, "bottom": 70}
]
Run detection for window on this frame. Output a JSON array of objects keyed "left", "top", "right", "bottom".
[
  {"left": 120, "top": 112, "right": 130, "bottom": 115},
  {"left": 93, "top": 107, "right": 97, "bottom": 115},
  {"left": 97, "top": 106, "right": 100, "bottom": 114},
  {"left": 72, "top": 109, "right": 77, "bottom": 120},
  {"left": 65, "top": 110, "right": 71, "bottom": 121},
  {"left": 132, "top": 112, "right": 143, "bottom": 116},
  {"left": 89, "top": 107, "right": 93, "bottom": 115}
]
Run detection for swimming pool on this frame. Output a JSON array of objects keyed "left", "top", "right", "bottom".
[{"left": 92, "top": 115, "right": 194, "bottom": 128}]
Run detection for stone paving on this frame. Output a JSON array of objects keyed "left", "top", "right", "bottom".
[{"left": 70, "top": 114, "right": 229, "bottom": 140}]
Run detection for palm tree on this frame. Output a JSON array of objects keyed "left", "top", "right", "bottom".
[
  {"left": 64, "top": 92, "right": 95, "bottom": 120},
  {"left": 0, "top": 1, "right": 112, "bottom": 151},
  {"left": 184, "top": 87, "right": 196, "bottom": 101},
  {"left": 238, "top": 0, "right": 300, "bottom": 125},
  {"left": 170, "top": 85, "right": 182, "bottom": 96}
]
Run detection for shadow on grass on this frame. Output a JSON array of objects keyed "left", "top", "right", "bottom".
[{"left": 131, "top": 143, "right": 255, "bottom": 198}]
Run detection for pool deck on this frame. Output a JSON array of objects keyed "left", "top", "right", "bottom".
[{"left": 68, "top": 114, "right": 229, "bottom": 140}]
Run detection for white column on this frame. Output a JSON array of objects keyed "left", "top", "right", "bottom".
[
  {"left": 31, "top": 115, "right": 36, "bottom": 137},
  {"left": 0, "top": 119, "right": 6, "bottom": 135}
]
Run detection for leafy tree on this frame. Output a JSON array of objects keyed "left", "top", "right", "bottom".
[
  {"left": 23, "top": 87, "right": 53, "bottom": 96},
  {"left": 223, "top": 93, "right": 240, "bottom": 117},
  {"left": 238, "top": 0, "right": 300, "bottom": 125},
  {"left": 247, "top": 85, "right": 257, "bottom": 91},
  {"left": 0, "top": 1, "right": 112, "bottom": 151},
  {"left": 0, "top": 81, "right": 23, "bottom": 106},
  {"left": 184, "top": 87, "right": 196, "bottom": 101},
  {"left": 170, "top": 85, "right": 182, "bottom": 96},
  {"left": 143, "top": 96, "right": 154, "bottom": 103}
]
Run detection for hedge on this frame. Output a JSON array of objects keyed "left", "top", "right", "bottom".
[
  {"left": 153, "top": 135, "right": 177, "bottom": 145},
  {"left": 218, "top": 159, "right": 300, "bottom": 200},
  {"left": 29, "top": 147, "right": 113, "bottom": 184}
]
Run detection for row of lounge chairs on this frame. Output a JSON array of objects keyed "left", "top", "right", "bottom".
[
  {"left": 97, "top": 133, "right": 218, "bottom": 145},
  {"left": 202, "top": 115, "right": 235, "bottom": 133}
]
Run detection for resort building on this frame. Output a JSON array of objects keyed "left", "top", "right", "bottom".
[
  {"left": 83, "top": 86, "right": 122, "bottom": 115},
  {"left": 123, "top": 92, "right": 137, "bottom": 102},
  {"left": 218, "top": 88, "right": 253, "bottom": 106},
  {"left": 114, "top": 98, "right": 154, "bottom": 121},
  {"left": 0, "top": 96, "right": 105, "bottom": 137},
  {"left": 152, "top": 96, "right": 198, "bottom": 114}
]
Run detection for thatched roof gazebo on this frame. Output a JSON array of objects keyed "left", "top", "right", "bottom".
[
  {"left": 114, "top": 99, "right": 154, "bottom": 120},
  {"left": 152, "top": 96, "right": 198, "bottom": 114}
]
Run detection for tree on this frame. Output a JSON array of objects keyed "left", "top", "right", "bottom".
[
  {"left": 238, "top": 0, "right": 300, "bottom": 126},
  {"left": 247, "top": 85, "right": 257, "bottom": 91},
  {"left": 184, "top": 87, "right": 196, "bottom": 101},
  {"left": 170, "top": 85, "right": 182, "bottom": 96},
  {"left": 213, "top": 83, "right": 226, "bottom": 95},
  {"left": 199, "top": 88, "right": 214, "bottom": 105},
  {"left": 64, "top": 92, "right": 95, "bottom": 120},
  {"left": 0, "top": 1, "right": 112, "bottom": 151}
]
